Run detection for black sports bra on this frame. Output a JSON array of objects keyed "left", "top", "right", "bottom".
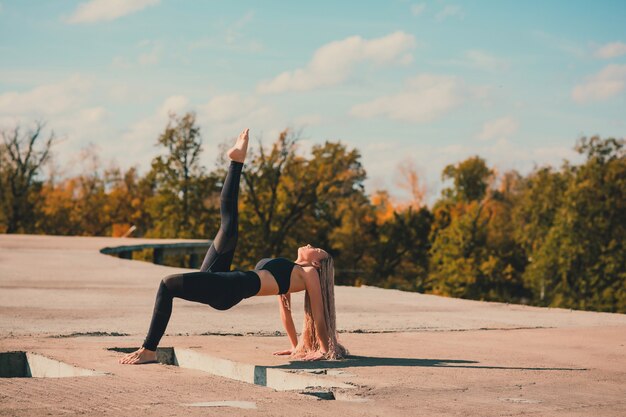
[{"left": 254, "top": 257, "right": 296, "bottom": 295}]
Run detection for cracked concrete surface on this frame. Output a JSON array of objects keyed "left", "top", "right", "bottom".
[{"left": 1, "top": 234, "right": 625, "bottom": 416}]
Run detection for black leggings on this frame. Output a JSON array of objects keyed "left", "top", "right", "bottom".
[{"left": 142, "top": 161, "right": 261, "bottom": 351}]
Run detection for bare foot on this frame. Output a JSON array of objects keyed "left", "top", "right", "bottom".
[
  {"left": 227, "top": 128, "right": 249, "bottom": 162},
  {"left": 118, "top": 347, "right": 158, "bottom": 365}
]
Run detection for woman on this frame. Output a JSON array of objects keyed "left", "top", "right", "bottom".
[{"left": 119, "top": 128, "right": 347, "bottom": 365}]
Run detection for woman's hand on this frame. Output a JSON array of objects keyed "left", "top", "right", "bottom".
[
  {"left": 272, "top": 348, "right": 293, "bottom": 356},
  {"left": 302, "top": 351, "right": 326, "bottom": 361}
]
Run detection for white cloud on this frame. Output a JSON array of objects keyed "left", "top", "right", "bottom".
[
  {"left": 531, "top": 30, "right": 585, "bottom": 58},
  {"left": 114, "top": 93, "right": 285, "bottom": 170},
  {"left": 225, "top": 11, "right": 254, "bottom": 45},
  {"left": 158, "top": 95, "right": 190, "bottom": 116},
  {"left": 411, "top": 3, "right": 426, "bottom": 16},
  {"left": 293, "top": 114, "right": 322, "bottom": 127},
  {"left": 198, "top": 94, "right": 280, "bottom": 146},
  {"left": 137, "top": 41, "right": 161, "bottom": 66},
  {"left": 76, "top": 107, "right": 107, "bottom": 124},
  {"left": 440, "top": 50, "right": 508, "bottom": 72},
  {"left": 0, "top": 75, "right": 91, "bottom": 116},
  {"left": 111, "top": 41, "right": 162, "bottom": 69},
  {"left": 436, "top": 5, "right": 463, "bottom": 21},
  {"left": 188, "top": 11, "right": 263, "bottom": 53},
  {"left": 477, "top": 116, "right": 519, "bottom": 141},
  {"left": 572, "top": 64, "right": 626, "bottom": 103},
  {"left": 107, "top": 95, "right": 191, "bottom": 167},
  {"left": 257, "top": 32, "right": 416, "bottom": 94},
  {"left": 358, "top": 138, "right": 580, "bottom": 206},
  {"left": 121, "top": 95, "right": 189, "bottom": 142},
  {"left": 463, "top": 50, "right": 508, "bottom": 72},
  {"left": 0, "top": 76, "right": 114, "bottom": 177},
  {"left": 111, "top": 56, "right": 132, "bottom": 70},
  {"left": 66, "top": 0, "right": 159, "bottom": 24},
  {"left": 201, "top": 94, "right": 260, "bottom": 123},
  {"left": 595, "top": 42, "right": 626, "bottom": 59},
  {"left": 350, "top": 74, "right": 466, "bottom": 123}
]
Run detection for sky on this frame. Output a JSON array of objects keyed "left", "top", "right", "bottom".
[{"left": 1, "top": 0, "right": 625, "bottom": 204}]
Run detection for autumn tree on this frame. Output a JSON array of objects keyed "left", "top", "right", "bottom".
[
  {"left": 37, "top": 146, "right": 130, "bottom": 236},
  {"left": 328, "top": 192, "right": 375, "bottom": 285},
  {"left": 144, "top": 112, "right": 219, "bottom": 238},
  {"left": 395, "top": 158, "right": 427, "bottom": 209},
  {"left": 236, "top": 130, "right": 367, "bottom": 270},
  {"left": 368, "top": 205, "right": 433, "bottom": 291},
  {"left": 103, "top": 165, "right": 150, "bottom": 237},
  {"left": 430, "top": 157, "right": 528, "bottom": 301},
  {"left": 0, "top": 122, "right": 54, "bottom": 233}
]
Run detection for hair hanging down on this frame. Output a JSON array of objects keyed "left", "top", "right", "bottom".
[{"left": 291, "top": 256, "right": 348, "bottom": 360}]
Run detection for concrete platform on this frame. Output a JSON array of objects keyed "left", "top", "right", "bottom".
[{"left": 1, "top": 234, "right": 625, "bottom": 416}]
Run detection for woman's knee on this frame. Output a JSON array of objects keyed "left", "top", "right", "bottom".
[
  {"left": 162, "top": 273, "right": 184, "bottom": 293},
  {"left": 213, "top": 228, "right": 238, "bottom": 254}
]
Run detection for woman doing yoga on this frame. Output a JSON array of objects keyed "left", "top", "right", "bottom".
[{"left": 119, "top": 128, "right": 347, "bottom": 364}]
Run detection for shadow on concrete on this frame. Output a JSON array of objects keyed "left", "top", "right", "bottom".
[{"left": 273, "top": 355, "right": 588, "bottom": 372}]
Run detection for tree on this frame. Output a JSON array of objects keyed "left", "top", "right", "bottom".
[
  {"left": 395, "top": 158, "right": 427, "bottom": 209},
  {"left": 430, "top": 162, "right": 528, "bottom": 302},
  {"left": 485, "top": 171, "right": 528, "bottom": 301},
  {"left": 144, "top": 112, "right": 216, "bottom": 238},
  {"left": 369, "top": 206, "right": 433, "bottom": 291},
  {"left": 429, "top": 201, "right": 490, "bottom": 298},
  {"left": 37, "top": 146, "right": 113, "bottom": 235},
  {"left": 442, "top": 156, "right": 493, "bottom": 202},
  {"left": 523, "top": 137, "right": 626, "bottom": 312},
  {"left": 511, "top": 166, "right": 570, "bottom": 302},
  {"left": 0, "top": 122, "right": 54, "bottom": 233},
  {"left": 105, "top": 165, "right": 157, "bottom": 237},
  {"left": 328, "top": 193, "right": 376, "bottom": 285},
  {"left": 236, "top": 130, "right": 367, "bottom": 268}
]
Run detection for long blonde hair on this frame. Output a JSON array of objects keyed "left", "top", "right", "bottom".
[{"left": 291, "top": 256, "right": 348, "bottom": 360}]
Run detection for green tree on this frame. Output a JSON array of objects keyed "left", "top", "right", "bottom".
[
  {"left": 236, "top": 130, "right": 367, "bottom": 268},
  {"left": 485, "top": 171, "right": 529, "bottom": 301},
  {"left": 370, "top": 206, "right": 433, "bottom": 291},
  {"left": 429, "top": 201, "right": 489, "bottom": 298},
  {"left": 524, "top": 137, "right": 626, "bottom": 312},
  {"left": 144, "top": 112, "right": 218, "bottom": 238},
  {"left": 511, "top": 166, "right": 570, "bottom": 302},
  {"left": 0, "top": 122, "right": 54, "bottom": 233},
  {"left": 328, "top": 193, "right": 375, "bottom": 285},
  {"left": 430, "top": 164, "right": 528, "bottom": 301},
  {"left": 442, "top": 156, "right": 493, "bottom": 202}
]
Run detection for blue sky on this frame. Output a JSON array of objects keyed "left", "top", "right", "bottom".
[{"left": 1, "top": 0, "right": 625, "bottom": 203}]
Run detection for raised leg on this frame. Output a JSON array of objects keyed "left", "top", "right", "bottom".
[
  {"left": 199, "top": 160, "right": 243, "bottom": 272},
  {"left": 199, "top": 128, "right": 249, "bottom": 273}
]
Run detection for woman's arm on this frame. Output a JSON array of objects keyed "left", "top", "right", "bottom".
[
  {"left": 305, "top": 273, "right": 330, "bottom": 354},
  {"left": 274, "top": 294, "right": 298, "bottom": 355}
]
